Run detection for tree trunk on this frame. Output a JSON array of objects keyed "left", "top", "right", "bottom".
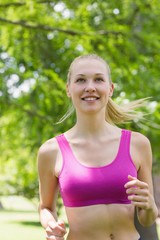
[{"left": 0, "top": 201, "right": 3, "bottom": 209}]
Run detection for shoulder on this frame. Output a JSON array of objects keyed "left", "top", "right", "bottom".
[
  {"left": 131, "top": 131, "right": 151, "bottom": 153},
  {"left": 37, "top": 137, "right": 59, "bottom": 169},
  {"left": 38, "top": 137, "right": 58, "bottom": 155},
  {"left": 130, "top": 131, "right": 152, "bottom": 170}
]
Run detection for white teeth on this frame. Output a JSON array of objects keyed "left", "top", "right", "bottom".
[{"left": 83, "top": 97, "right": 97, "bottom": 101}]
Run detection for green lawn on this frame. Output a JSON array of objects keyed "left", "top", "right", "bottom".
[
  {"left": 0, "top": 210, "right": 45, "bottom": 240},
  {"left": 157, "top": 224, "right": 160, "bottom": 239},
  {"left": 0, "top": 196, "right": 45, "bottom": 240}
]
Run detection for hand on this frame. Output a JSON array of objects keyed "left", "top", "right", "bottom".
[
  {"left": 124, "top": 175, "right": 153, "bottom": 210},
  {"left": 45, "top": 220, "right": 67, "bottom": 240}
]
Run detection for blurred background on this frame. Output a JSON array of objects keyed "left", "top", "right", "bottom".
[{"left": 0, "top": 0, "right": 160, "bottom": 239}]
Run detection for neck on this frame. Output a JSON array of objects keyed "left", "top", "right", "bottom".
[{"left": 73, "top": 111, "right": 111, "bottom": 138}]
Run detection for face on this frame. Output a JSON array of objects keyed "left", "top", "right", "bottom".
[{"left": 67, "top": 58, "right": 114, "bottom": 115}]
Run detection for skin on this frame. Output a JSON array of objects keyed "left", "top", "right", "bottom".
[{"left": 38, "top": 58, "right": 158, "bottom": 240}]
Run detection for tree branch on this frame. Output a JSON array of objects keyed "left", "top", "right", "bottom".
[
  {"left": 37, "top": 0, "right": 56, "bottom": 3},
  {"left": 0, "top": 1, "right": 54, "bottom": 8},
  {"left": 0, "top": 17, "right": 83, "bottom": 35},
  {"left": 0, "top": 3, "right": 25, "bottom": 8},
  {"left": 0, "top": 17, "right": 124, "bottom": 36}
]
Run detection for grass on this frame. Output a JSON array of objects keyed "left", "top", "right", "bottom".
[
  {"left": 0, "top": 196, "right": 45, "bottom": 240},
  {"left": 0, "top": 210, "right": 45, "bottom": 240},
  {"left": 157, "top": 223, "right": 160, "bottom": 239}
]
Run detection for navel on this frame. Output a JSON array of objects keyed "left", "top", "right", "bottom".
[{"left": 109, "top": 233, "right": 115, "bottom": 239}]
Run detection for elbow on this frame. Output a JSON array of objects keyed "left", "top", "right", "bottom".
[
  {"left": 138, "top": 216, "right": 155, "bottom": 227},
  {"left": 138, "top": 206, "right": 159, "bottom": 227},
  {"left": 139, "top": 220, "right": 155, "bottom": 228}
]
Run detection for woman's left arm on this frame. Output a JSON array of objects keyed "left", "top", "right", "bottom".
[{"left": 125, "top": 132, "right": 158, "bottom": 227}]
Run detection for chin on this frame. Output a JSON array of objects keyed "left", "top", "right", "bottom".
[{"left": 81, "top": 107, "right": 104, "bottom": 115}]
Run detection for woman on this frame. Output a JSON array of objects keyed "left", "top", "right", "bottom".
[{"left": 37, "top": 54, "right": 158, "bottom": 240}]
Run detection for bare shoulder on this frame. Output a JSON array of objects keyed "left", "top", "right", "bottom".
[
  {"left": 38, "top": 137, "right": 58, "bottom": 155},
  {"left": 131, "top": 131, "right": 151, "bottom": 150},
  {"left": 130, "top": 131, "right": 152, "bottom": 171},
  {"left": 37, "top": 137, "right": 59, "bottom": 169}
]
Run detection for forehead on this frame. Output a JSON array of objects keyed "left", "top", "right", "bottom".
[{"left": 71, "top": 59, "right": 108, "bottom": 77}]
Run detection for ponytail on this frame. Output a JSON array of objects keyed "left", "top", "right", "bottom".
[
  {"left": 56, "top": 104, "right": 74, "bottom": 124},
  {"left": 105, "top": 97, "right": 148, "bottom": 125}
]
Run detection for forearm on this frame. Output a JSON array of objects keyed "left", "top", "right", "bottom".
[
  {"left": 137, "top": 202, "right": 158, "bottom": 227},
  {"left": 38, "top": 204, "right": 58, "bottom": 229}
]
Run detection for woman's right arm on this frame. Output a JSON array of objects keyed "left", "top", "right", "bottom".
[{"left": 37, "top": 139, "right": 67, "bottom": 239}]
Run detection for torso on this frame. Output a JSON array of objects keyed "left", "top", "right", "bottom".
[
  {"left": 53, "top": 127, "right": 141, "bottom": 240},
  {"left": 65, "top": 204, "right": 139, "bottom": 240}
]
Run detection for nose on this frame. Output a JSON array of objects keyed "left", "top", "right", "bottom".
[{"left": 85, "top": 80, "right": 96, "bottom": 92}]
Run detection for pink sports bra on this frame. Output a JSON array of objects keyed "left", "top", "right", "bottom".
[{"left": 56, "top": 129, "right": 137, "bottom": 207}]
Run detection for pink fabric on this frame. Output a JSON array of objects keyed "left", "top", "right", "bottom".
[{"left": 56, "top": 130, "right": 137, "bottom": 207}]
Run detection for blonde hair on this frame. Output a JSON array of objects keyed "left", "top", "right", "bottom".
[{"left": 58, "top": 54, "right": 148, "bottom": 125}]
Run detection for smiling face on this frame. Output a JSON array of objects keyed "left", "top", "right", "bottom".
[{"left": 67, "top": 58, "right": 114, "bottom": 116}]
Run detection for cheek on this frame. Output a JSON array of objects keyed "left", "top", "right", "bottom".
[
  {"left": 67, "top": 87, "right": 79, "bottom": 103},
  {"left": 67, "top": 84, "right": 76, "bottom": 97},
  {"left": 70, "top": 84, "right": 84, "bottom": 96},
  {"left": 100, "top": 84, "right": 110, "bottom": 95}
]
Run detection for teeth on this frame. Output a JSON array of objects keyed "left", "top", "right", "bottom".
[{"left": 83, "top": 97, "right": 97, "bottom": 101}]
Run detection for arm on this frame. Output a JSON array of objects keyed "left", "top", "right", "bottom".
[
  {"left": 125, "top": 132, "right": 158, "bottom": 227},
  {"left": 37, "top": 138, "right": 67, "bottom": 239}
]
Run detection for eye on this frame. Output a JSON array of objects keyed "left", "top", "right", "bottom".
[
  {"left": 76, "top": 78, "right": 86, "bottom": 83},
  {"left": 95, "top": 77, "right": 104, "bottom": 82}
]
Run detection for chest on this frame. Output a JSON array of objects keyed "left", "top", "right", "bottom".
[{"left": 69, "top": 138, "right": 120, "bottom": 167}]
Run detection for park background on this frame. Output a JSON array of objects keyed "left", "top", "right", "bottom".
[{"left": 0, "top": 0, "right": 160, "bottom": 239}]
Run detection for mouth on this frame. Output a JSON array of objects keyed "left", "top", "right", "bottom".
[{"left": 81, "top": 97, "right": 100, "bottom": 101}]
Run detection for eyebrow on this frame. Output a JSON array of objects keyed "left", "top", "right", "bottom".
[{"left": 76, "top": 73, "right": 104, "bottom": 76}]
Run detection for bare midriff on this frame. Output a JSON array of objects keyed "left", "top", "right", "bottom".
[{"left": 65, "top": 204, "right": 140, "bottom": 240}]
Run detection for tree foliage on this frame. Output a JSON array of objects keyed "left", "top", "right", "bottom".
[{"left": 0, "top": 0, "right": 160, "bottom": 198}]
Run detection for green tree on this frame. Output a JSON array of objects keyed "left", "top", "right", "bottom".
[
  {"left": 0, "top": 0, "right": 160, "bottom": 199},
  {"left": 1, "top": 2, "right": 160, "bottom": 238}
]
